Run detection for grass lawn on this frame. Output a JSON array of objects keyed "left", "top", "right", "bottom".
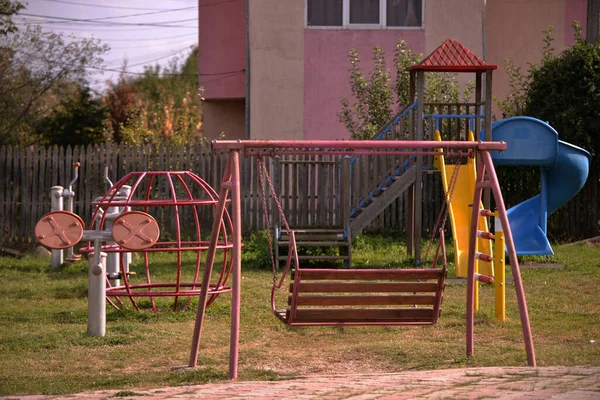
[{"left": 1, "top": 236, "right": 599, "bottom": 395}]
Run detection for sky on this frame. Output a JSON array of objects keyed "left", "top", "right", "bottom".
[{"left": 17, "top": 0, "right": 199, "bottom": 91}]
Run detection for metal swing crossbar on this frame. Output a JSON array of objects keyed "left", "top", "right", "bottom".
[
  {"left": 189, "top": 139, "right": 537, "bottom": 380},
  {"left": 212, "top": 139, "right": 507, "bottom": 157},
  {"left": 257, "top": 154, "right": 454, "bottom": 327}
]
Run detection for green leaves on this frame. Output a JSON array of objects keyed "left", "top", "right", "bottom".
[
  {"left": 525, "top": 26, "right": 600, "bottom": 157},
  {"left": 0, "top": 13, "right": 108, "bottom": 145},
  {"left": 339, "top": 40, "right": 461, "bottom": 139}
]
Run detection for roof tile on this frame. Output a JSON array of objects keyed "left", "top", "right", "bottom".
[{"left": 408, "top": 39, "right": 497, "bottom": 72}]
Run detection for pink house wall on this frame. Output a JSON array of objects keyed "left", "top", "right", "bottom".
[
  {"left": 198, "top": 0, "right": 246, "bottom": 99},
  {"left": 564, "top": 0, "right": 587, "bottom": 44},
  {"left": 304, "top": 30, "right": 425, "bottom": 140}
]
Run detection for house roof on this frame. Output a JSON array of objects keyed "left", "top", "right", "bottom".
[{"left": 407, "top": 39, "right": 497, "bottom": 72}]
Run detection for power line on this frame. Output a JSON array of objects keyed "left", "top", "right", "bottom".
[
  {"left": 102, "top": 45, "right": 194, "bottom": 67},
  {"left": 109, "top": 40, "right": 198, "bottom": 50},
  {"left": 15, "top": 20, "right": 195, "bottom": 32},
  {"left": 87, "top": 65, "right": 199, "bottom": 77},
  {"left": 38, "top": 0, "right": 192, "bottom": 12},
  {"left": 19, "top": 13, "right": 198, "bottom": 28},
  {"left": 103, "top": 46, "right": 195, "bottom": 69},
  {"left": 199, "top": 71, "right": 244, "bottom": 85},
  {"left": 40, "top": 7, "right": 198, "bottom": 26},
  {"left": 87, "top": 66, "right": 245, "bottom": 79},
  {"left": 60, "top": 33, "right": 197, "bottom": 42}
]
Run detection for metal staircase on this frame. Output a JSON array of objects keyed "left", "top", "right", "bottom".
[{"left": 350, "top": 162, "right": 417, "bottom": 236}]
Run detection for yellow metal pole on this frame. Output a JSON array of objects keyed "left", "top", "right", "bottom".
[{"left": 493, "top": 213, "right": 506, "bottom": 322}]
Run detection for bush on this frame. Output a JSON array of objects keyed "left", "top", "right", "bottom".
[{"left": 525, "top": 22, "right": 600, "bottom": 157}]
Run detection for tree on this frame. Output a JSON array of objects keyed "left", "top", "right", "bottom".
[
  {"left": 339, "top": 40, "right": 461, "bottom": 139},
  {"left": 0, "top": 0, "right": 23, "bottom": 37},
  {"left": 35, "top": 85, "right": 107, "bottom": 146},
  {"left": 104, "top": 47, "right": 203, "bottom": 144},
  {"left": 525, "top": 22, "right": 600, "bottom": 157},
  {"left": 339, "top": 46, "right": 393, "bottom": 139},
  {"left": 0, "top": 4, "right": 108, "bottom": 145}
]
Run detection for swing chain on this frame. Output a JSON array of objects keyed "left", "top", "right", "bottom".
[
  {"left": 424, "top": 151, "right": 463, "bottom": 263},
  {"left": 257, "top": 157, "right": 291, "bottom": 287}
]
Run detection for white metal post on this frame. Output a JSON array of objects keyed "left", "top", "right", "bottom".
[
  {"left": 105, "top": 209, "right": 120, "bottom": 287},
  {"left": 87, "top": 240, "right": 106, "bottom": 337},
  {"left": 120, "top": 185, "right": 132, "bottom": 274},
  {"left": 50, "top": 186, "right": 64, "bottom": 268}
]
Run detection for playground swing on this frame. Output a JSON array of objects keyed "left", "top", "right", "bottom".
[{"left": 256, "top": 155, "right": 462, "bottom": 327}]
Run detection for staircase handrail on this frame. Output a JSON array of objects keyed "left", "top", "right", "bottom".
[
  {"left": 350, "top": 101, "right": 417, "bottom": 167},
  {"left": 346, "top": 102, "right": 416, "bottom": 220}
]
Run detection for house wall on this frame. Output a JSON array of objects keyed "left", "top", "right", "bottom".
[
  {"left": 425, "top": 0, "right": 483, "bottom": 91},
  {"left": 304, "top": 30, "right": 425, "bottom": 140},
  {"left": 201, "top": 0, "right": 589, "bottom": 140},
  {"left": 303, "top": 0, "right": 483, "bottom": 140},
  {"left": 203, "top": 100, "right": 245, "bottom": 140},
  {"left": 486, "top": 0, "right": 587, "bottom": 118},
  {"left": 198, "top": 0, "right": 246, "bottom": 100},
  {"left": 198, "top": 0, "right": 246, "bottom": 139},
  {"left": 248, "top": 0, "right": 305, "bottom": 140}
]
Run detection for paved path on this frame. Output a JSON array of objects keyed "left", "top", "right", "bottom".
[{"left": 6, "top": 366, "right": 600, "bottom": 400}]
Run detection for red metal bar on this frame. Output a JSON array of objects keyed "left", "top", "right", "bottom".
[
  {"left": 228, "top": 150, "right": 242, "bottom": 379},
  {"left": 165, "top": 172, "right": 183, "bottom": 311},
  {"left": 174, "top": 173, "right": 203, "bottom": 311},
  {"left": 188, "top": 158, "right": 232, "bottom": 367},
  {"left": 479, "top": 209, "right": 493, "bottom": 217},
  {"left": 212, "top": 139, "right": 508, "bottom": 151},
  {"left": 246, "top": 150, "right": 447, "bottom": 157},
  {"left": 474, "top": 273, "right": 495, "bottom": 285},
  {"left": 475, "top": 252, "right": 493, "bottom": 262},
  {"left": 482, "top": 151, "right": 536, "bottom": 366},
  {"left": 467, "top": 152, "right": 486, "bottom": 358},
  {"left": 476, "top": 230, "right": 494, "bottom": 240},
  {"left": 92, "top": 199, "right": 224, "bottom": 207}
]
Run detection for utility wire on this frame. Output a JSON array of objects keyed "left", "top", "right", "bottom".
[
  {"left": 87, "top": 66, "right": 244, "bottom": 79},
  {"left": 102, "top": 45, "right": 194, "bottom": 67},
  {"left": 38, "top": 0, "right": 184, "bottom": 11},
  {"left": 199, "top": 71, "right": 244, "bottom": 85},
  {"left": 19, "top": 13, "right": 198, "bottom": 28},
  {"left": 103, "top": 46, "right": 195, "bottom": 69},
  {"left": 15, "top": 20, "right": 195, "bottom": 32},
  {"left": 39, "top": 7, "right": 198, "bottom": 25},
  {"left": 109, "top": 40, "right": 198, "bottom": 50},
  {"left": 58, "top": 33, "right": 197, "bottom": 42}
]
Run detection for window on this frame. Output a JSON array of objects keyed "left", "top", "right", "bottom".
[
  {"left": 349, "top": 0, "right": 379, "bottom": 24},
  {"left": 307, "top": 0, "right": 342, "bottom": 26},
  {"left": 307, "top": 0, "right": 423, "bottom": 28}
]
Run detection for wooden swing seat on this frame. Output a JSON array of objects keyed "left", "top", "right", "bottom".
[{"left": 275, "top": 267, "right": 446, "bottom": 326}]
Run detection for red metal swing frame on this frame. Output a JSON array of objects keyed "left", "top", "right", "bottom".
[{"left": 187, "top": 139, "right": 536, "bottom": 379}]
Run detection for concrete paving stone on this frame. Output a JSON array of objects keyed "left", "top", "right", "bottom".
[{"left": 4, "top": 367, "right": 600, "bottom": 400}]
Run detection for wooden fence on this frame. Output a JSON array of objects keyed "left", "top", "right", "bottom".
[{"left": 0, "top": 143, "right": 596, "bottom": 246}]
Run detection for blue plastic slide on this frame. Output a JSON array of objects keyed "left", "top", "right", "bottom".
[{"left": 490, "top": 117, "right": 591, "bottom": 255}]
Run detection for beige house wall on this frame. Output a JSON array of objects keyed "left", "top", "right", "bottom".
[
  {"left": 203, "top": 100, "right": 245, "bottom": 140},
  {"left": 425, "top": 0, "right": 483, "bottom": 91},
  {"left": 486, "top": 0, "right": 571, "bottom": 118},
  {"left": 248, "top": 0, "right": 304, "bottom": 139},
  {"left": 425, "top": 0, "right": 483, "bottom": 56}
]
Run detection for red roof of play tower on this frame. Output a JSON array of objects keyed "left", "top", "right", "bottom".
[{"left": 407, "top": 39, "right": 497, "bottom": 72}]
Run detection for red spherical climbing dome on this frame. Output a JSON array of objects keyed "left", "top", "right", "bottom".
[{"left": 83, "top": 171, "right": 233, "bottom": 312}]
